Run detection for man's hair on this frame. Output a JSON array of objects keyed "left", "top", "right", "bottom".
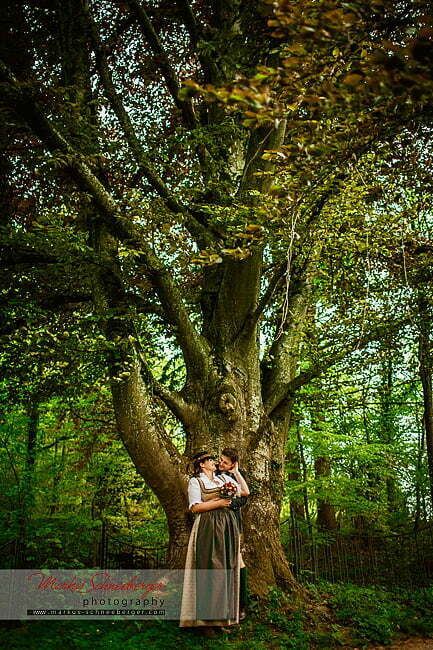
[{"left": 221, "top": 447, "right": 238, "bottom": 464}]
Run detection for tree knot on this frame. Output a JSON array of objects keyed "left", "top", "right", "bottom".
[{"left": 218, "top": 392, "right": 238, "bottom": 420}]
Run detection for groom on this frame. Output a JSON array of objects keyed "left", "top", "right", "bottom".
[
  {"left": 216, "top": 447, "right": 248, "bottom": 621},
  {"left": 217, "top": 447, "right": 248, "bottom": 529}
]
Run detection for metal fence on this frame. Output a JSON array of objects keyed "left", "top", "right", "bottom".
[
  {"left": 0, "top": 521, "right": 167, "bottom": 570},
  {"left": 281, "top": 518, "right": 433, "bottom": 588},
  {"left": 98, "top": 520, "right": 167, "bottom": 569},
  {"left": 3, "top": 518, "right": 432, "bottom": 587}
]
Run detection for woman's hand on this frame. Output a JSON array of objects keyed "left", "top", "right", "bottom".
[{"left": 218, "top": 498, "right": 232, "bottom": 508}]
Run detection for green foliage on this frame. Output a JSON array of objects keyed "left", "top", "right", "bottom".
[
  {"left": 263, "top": 587, "right": 309, "bottom": 648},
  {"left": 0, "top": 388, "right": 168, "bottom": 568},
  {"left": 284, "top": 331, "right": 430, "bottom": 533},
  {"left": 325, "top": 582, "right": 433, "bottom": 645},
  {"left": 327, "top": 583, "right": 400, "bottom": 644}
]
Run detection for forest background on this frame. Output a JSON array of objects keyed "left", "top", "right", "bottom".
[{"left": 2, "top": 0, "right": 433, "bottom": 647}]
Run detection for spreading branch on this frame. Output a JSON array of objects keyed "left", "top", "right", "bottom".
[
  {"left": 39, "top": 435, "right": 77, "bottom": 451},
  {"left": 137, "top": 345, "right": 197, "bottom": 429},
  {"left": 119, "top": 0, "right": 213, "bottom": 185},
  {"left": 266, "top": 314, "right": 413, "bottom": 416},
  {"left": 123, "top": 0, "right": 197, "bottom": 127},
  {"left": 0, "top": 59, "right": 211, "bottom": 377},
  {"left": 240, "top": 259, "right": 289, "bottom": 337},
  {"left": 176, "top": 0, "right": 199, "bottom": 43},
  {"left": 261, "top": 237, "right": 323, "bottom": 415},
  {"left": 86, "top": 10, "right": 213, "bottom": 247},
  {"left": 176, "top": 0, "right": 220, "bottom": 83},
  {"left": 0, "top": 246, "right": 60, "bottom": 267}
]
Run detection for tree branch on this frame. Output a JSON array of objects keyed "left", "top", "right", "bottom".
[
  {"left": 123, "top": 0, "right": 197, "bottom": 127},
  {"left": 176, "top": 0, "right": 199, "bottom": 42},
  {"left": 38, "top": 293, "right": 93, "bottom": 309},
  {"left": 0, "top": 59, "right": 211, "bottom": 377},
  {"left": 86, "top": 10, "right": 213, "bottom": 247},
  {"left": 128, "top": 294, "right": 166, "bottom": 319},
  {"left": 135, "top": 245, "right": 211, "bottom": 376},
  {"left": 266, "top": 314, "right": 413, "bottom": 416},
  {"left": 138, "top": 346, "right": 197, "bottom": 429},
  {"left": 0, "top": 246, "right": 59, "bottom": 267},
  {"left": 39, "top": 435, "right": 77, "bottom": 451},
  {"left": 176, "top": 0, "right": 220, "bottom": 83},
  {"left": 240, "top": 259, "right": 288, "bottom": 336},
  {"left": 261, "top": 238, "right": 322, "bottom": 414}
]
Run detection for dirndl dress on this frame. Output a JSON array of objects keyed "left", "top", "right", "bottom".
[{"left": 179, "top": 475, "right": 241, "bottom": 627}]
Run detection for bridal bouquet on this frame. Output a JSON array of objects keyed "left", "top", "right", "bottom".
[{"left": 219, "top": 481, "right": 238, "bottom": 499}]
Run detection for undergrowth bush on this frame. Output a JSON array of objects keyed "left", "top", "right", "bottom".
[{"left": 323, "top": 581, "right": 433, "bottom": 645}]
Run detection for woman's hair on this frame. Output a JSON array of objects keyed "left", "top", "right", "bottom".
[
  {"left": 221, "top": 447, "right": 239, "bottom": 464},
  {"left": 191, "top": 451, "right": 214, "bottom": 476}
]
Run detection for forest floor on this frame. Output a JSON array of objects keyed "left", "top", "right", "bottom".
[
  {"left": 0, "top": 582, "right": 432, "bottom": 648},
  {"left": 0, "top": 622, "right": 432, "bottom": 649}
]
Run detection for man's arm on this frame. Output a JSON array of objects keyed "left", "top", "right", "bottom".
[{"left": 232, "top": 463, "right": 250, "bottom": 497}]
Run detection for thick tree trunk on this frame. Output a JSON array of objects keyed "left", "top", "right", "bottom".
[
  {"left": 108, "top": 345, "right": 301, "bottom": 590},
  {"left": 244, "top": 488, "right": 298, "bottom": 595},
  {"left": 186, "top": 363, "right": 296, "bottom": 591},
  {"left": 244, "top": 409, "right": 301, "bottom": 595}
]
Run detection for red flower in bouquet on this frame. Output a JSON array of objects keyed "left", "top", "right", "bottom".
[{"left": 219, "top": 481, "right": 238, "bottom": 499}]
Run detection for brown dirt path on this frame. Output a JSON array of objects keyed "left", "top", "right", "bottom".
[{"left": 370, "top": 639, "right": 433, "bottom": 649}]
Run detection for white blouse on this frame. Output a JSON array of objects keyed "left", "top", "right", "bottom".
[{"left": 188, "top": 472, "right": 240, "bottom": 510}]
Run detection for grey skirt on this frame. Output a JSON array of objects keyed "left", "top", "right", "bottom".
[{"left": 179, "top": 508, "right": 240, "bottom": 627}]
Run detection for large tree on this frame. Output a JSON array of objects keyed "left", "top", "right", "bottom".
[{"left": 1, "top": 0, "right": 429, "bottom": 593}]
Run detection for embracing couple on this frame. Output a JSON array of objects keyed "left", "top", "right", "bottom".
[{"left": 179, "top": 448, "right": 250, "bottom": 632}]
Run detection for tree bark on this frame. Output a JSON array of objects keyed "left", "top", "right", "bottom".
[
  {"left": 417, "top": 293, "right": 433, "bottom": 509},
  {"left": 314, "top": 456, "right": 337, "bottom": 532},
  {"left": 312, "top": 404, "right": 337, "bottom": 533}
]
